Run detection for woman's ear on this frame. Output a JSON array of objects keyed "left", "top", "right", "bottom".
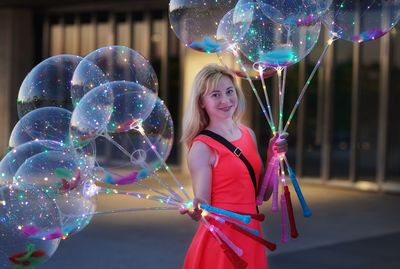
[{"left": 199, "top": 98, "right": 205, "bottom": 109}]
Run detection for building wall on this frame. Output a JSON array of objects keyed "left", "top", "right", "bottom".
[
  {"left": 0, "top": 2, "right": 399, "bottom": 192},
  {"left": 0, "top": 9, "right": 34, "bottom": 156}
]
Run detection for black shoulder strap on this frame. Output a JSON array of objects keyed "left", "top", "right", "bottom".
[{"left": 199, "top": 130, "right": 257, "bottom": 195}]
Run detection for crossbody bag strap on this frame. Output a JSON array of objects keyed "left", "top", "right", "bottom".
[{"left": 199, "top": 130, "right": 258, "bottom": 195}]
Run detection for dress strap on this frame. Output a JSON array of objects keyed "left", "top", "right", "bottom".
[{"left": 198, "top": 130, "right": 258, "bottom": 195}]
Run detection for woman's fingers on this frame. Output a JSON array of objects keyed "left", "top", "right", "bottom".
[
  {"left": 279, "top": 132, "right": 289, "bottom": 139},
  {"left": 192, "top": 208, "right": 203, "bottom": 221},
  {"left": 180, "top": 198, "right": 204, "bottom": 221},
  {"left": 273, "top": 132, "right": 289, "bottom": 154},
  {"left": 179, "top": 208, "right": 189, "bottom": 215}
]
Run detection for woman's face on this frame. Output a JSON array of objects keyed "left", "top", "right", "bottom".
[{"left": 200, "top": 76, "right": 238, "bottom": 122}]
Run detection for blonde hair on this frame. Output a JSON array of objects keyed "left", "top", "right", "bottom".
[{"left": 181, "top": 63, "right": 246, "bottom": 147}]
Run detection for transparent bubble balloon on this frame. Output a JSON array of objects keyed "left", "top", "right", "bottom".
[
  {"left": 0, "top": 140, "right": 65, "bottom": 186},
  {"left": 71, "top": 46, "right": 158, "bottom": 106},
  {"left": 216, "top": 1, "right": 276, "bottom": 78},
  {"left": 323, "top": 0, "right": 400, "bottom": 43},
  {"left": 54, "top": 182, "right": 96, "bottom": 239},
  {"left": 70, "top": 83, "right": 114, "bottom": 148},
  {"left": 256, "top": 0, "right": 324, "bottom": 27},
  {"left": 99, "top": 97, "right": 174, "bottom": 185},
  {"left": 9, "top": 107, "right": 72, "bottom": 149},
  {"left": 317, "top": 0, "right": 333, "bottom": 15},
  {"left": 237, "top": 1, "right": 321, "bottom": 69},
  {"left": 0, "top": 185, "right": 61, "bottom": 268},
  {"left": 17, "top": 54, "right": 82, "bottom": 118},
  {"left": 107, "top": 81, "right": 157, "bottom": 134},
  {"left": 14, "top": 151, "right": 85, "bottom": 198},
  {"left": 70, "top": 81, "right": 157, "bottom": 148},
  {"left": 169, "top": 0, "right": 237, "bottom": 53},
  {"left": 216, "top": 1, "right": 255, "bottom": 49},
  {"left": 72, "top": 140, "right": 97, "bottom": 173}
]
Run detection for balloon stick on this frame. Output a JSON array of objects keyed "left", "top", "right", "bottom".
[
  {"left": 283, "top": 37, "right": 337, "bottom": 133},
  {"left": 200, "top": 204, "right": 251, "bottom": 224}
]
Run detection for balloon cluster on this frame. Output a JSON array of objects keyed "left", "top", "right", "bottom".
[
  {"left": 1, "top": 44, "right": 258, "bottom": 268},
  {"left": 169, "top": 0, "right": 400, "bottom": 266},
  {"left": 0, "top": 46, "right": 183, "bottom": 268}
]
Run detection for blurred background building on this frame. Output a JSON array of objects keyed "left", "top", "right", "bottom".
[{"left": 0, "top": 0, "right": 399, "bottom": 193}]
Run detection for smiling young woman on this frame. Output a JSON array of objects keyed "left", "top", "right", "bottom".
[{"left": 180, "top": 64, "right": 287, "bottom": 269}]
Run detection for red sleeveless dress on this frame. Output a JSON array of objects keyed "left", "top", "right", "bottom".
[{"left": 183, "top": 126, "right": 268, "bottom": 269}]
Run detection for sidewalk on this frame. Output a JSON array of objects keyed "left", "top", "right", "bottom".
[{"left": 40, "top": 181, "right": 400, "bottom": 269}]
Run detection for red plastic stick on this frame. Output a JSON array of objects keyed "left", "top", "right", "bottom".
[
  {"left": 217, "top": 233, "right": 248, "bottom": 269},
  {"left": 284, "top": 186, "right": 299, "bottom": 238},
  {"left": 249, "top": 213, "right": 265, "bottom": 222},
  {"left": 227, "top": 222, "right": 277, "bottom": 251}
]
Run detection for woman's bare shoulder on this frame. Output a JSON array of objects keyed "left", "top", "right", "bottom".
[
  {"left": 188, "top": 140, "right": 214, "bottom": 166},
  {"left": 239, "top": 124, "right": 257, "bottom": 144}
]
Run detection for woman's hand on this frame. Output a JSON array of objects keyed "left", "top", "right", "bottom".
[
  {"left": 268, "top": 132, "right": 289, "bottom": 156},
  {"left": 179, "top": 198, "right": 205, "bottom": 222}
]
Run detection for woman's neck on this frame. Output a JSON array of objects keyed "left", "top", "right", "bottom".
[{"left": 206, "top": 119, "right": 241, "bottom": 140}]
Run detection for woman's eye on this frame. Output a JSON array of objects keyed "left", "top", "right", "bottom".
[
  {"left": 227, "top": 89, "right": 234, "bottom": 95},
  {"left": 211, "top": 93, "right": 220, "bottom": 98}
]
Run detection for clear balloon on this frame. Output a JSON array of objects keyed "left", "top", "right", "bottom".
[
  {"left": 216, "top": 1, "right": 276, "bottom": 78},
  {"left": 169, "top": 0, "right": 237, "bottom": 53},
  {"left": 256, "top": 0, "right": 324, "bottom": 27},
  {"left": 0, "top": 140, "right": 65, "bottom": 186},
  {"left": 54, "top": 182, "right": 96, "bottom": 238},
  {"left": 9, "top": 107, "right": 72, "bottom": 149},
  {"left": 100, "top": 97, "right": 174, "bottom": 185},
  {"left": 317, "top": 0, "right": 333, "bottom": 15},
  {"left": 72, "top": 141, "right": 97, "bottom": 173},
  {"left": 0, "top": 186, "right": 61, "bottom": 268},
  {"left": 71, "top": 46, "right": 158, "bottom": 106},
  {"left": 70, "top": 81, "right": 157, "bottom": 148},
  {"left": 323, "top": 0, "right": 400, "bottom": 43},
  {"left": 216, "top": 1, "right": 255, "bottom": 50},
  {"left": 70, "top": 83, "right": 114, "bottom": 147},
  {"left": 237, "top": 1, "right": 321, "bottom": 69},
  {"left": 17, "top": 54, "right": 82, "bottom": 118},
  {"left": 14, "top": 151, "right": 84, "bottom": 198},
  {"left": 107, "top": 81, "right": 157, "bottom": 134}
]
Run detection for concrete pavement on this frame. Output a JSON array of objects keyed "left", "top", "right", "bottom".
[{"left": 40, "top": 180, "right": 400, "bottom": 269}]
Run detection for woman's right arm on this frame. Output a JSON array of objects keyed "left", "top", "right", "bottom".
[
  {"left": 188, "top": 141, "right": 213, "bottom": 205},
  {"left": 180, "top": 141, "right": 213, "bottom": 221}
]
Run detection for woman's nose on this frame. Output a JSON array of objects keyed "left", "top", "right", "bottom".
[{"left": 220, "top": 94, "right": 230, "bottom": 103}]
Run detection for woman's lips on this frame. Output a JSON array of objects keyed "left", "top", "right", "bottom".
[{"left": 219, "top": 106, "right": 232, "bottom": 112}]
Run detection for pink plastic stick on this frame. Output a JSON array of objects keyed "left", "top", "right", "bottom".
[
  {"left": 271, "top": 161, "right": 280, "bottom": 212},
  {"left": 256, "top": 157, "right": 277, "bottom": 205},
  {"left": 213, "top": 225, "right": 244, "bottom": 257},
  {"left": 280, "top": 193, "right": 289, "bottom": 243},
  {"left": 202, "top": 218, "right": 243, "bottom": 256}
]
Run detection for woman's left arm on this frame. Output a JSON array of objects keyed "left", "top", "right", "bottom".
[{"left": 247, "top": 128, "right": 288, "bottom": 178}]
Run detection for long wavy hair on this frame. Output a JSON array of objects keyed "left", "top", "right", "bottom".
[{"left": 181, "top": 64, "right": 246, "bottom": 147}]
